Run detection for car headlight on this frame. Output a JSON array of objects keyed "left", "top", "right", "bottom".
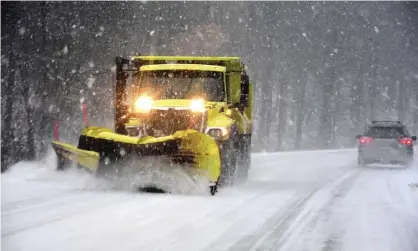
[
  {"left": 190, "top": 98, "right": 205, "bottom": 112},
  {"left": 135, "top": 95, "right": 153, "bottom": 113}
]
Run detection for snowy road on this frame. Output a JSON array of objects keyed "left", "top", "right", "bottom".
[{"left": 2, "top": 148, "right": 418, "bottom": 251}]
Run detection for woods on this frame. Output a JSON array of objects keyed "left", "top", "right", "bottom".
[{"left": 2, "top": 1, "right": 418, "bottom": 171}]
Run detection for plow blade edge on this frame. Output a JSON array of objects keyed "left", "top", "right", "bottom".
[{"left": 51, "top": 140, "right": 99, "bottom": 172}]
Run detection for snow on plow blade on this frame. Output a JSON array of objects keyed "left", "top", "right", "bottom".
[{"left": 51, "top": 126, "right": 221, "bottom": 186}]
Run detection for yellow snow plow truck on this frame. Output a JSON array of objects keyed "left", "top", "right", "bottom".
[{"left": 51, "top": 56, "right": 253, "bottom": 195}]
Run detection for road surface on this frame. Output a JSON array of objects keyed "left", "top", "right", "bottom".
[{"left": 2, "top": 148, "right": 418, "bottom": 251}]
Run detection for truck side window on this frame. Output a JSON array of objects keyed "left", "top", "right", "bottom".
[{"left": 225, "top": 74, "right": 231, "bottom": 104}]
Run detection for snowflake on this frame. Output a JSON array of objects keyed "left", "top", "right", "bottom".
[
  {"left": 19, "top": 27, "right": 26, "bottom": 35},
  {"left": 62, "top": 46, "right": 69, "bottom": 55},
  {"left": 86, "top": 77, "right": 96, "bottom": 88}
]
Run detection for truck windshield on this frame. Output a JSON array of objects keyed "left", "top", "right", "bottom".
[{"left": 136, "top": 70, "right": 225, "bottom": 102}]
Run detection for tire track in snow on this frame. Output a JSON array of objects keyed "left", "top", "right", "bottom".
[
  {"left": 270, "top": 167, "right": 360, "bottom": 251},
  {"left": 227, "top": 190, "right": 318, "bottom": 251},
  {"left": 2, "top": 188, "right": 184, "bottom": 238},
  {"left": 1, "top": 190, "right": 94, "bottom": 213},
  {"left": 327, "top": 166, "right": 418, "bottom": 251},
  {"left": 2, "top": 194, "right": 189, "bottom": 251},
  {"left": 2, "top": 195, "right": 133, "bottom": 237},
  {"left": 382, "top": 167, "right": 418, "bottom": 251},
  {"left": 226, "top": 166, "right": 359, "bottom": 251},
  {"left": 136, "top": 185, "right": 280, "bottom": 251},
  {"left": 316, "top": 170, "right": 362, "bottom": 251}
]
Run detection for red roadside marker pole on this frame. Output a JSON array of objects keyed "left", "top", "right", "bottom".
[
  {"left": 53, "top": 120, "right": 59, "bottom": 141},
  {"left": 83, "top": 103, "right": 88, "bottom": 127}
]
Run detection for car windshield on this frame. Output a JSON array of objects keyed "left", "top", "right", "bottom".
[
  {"left": 135, "top": 70, "right": 225, "bottom": 102},
  {"left": 365, "top": 126, "right": 407, "bottom": 138}
]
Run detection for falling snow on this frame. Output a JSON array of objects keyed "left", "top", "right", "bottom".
[
  {"left": 1, "top": 1, "right": 418, "bottom": 167},
  {"left": 86, "top": 77, "right": 96, "bottom": 88},
  {"left": 62, "top": 45, "right": 69, "bottom": 55},
  {"left": 19, "top": 26, "right": 26, "bottom": 35}
]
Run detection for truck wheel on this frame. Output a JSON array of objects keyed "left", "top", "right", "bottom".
[
  {"left": 237, "top": 136, "right": 251, "bottom": 184},
  {"left": 218, "top": 139, "right": 239, "bottom": 187},
  {"left": 241, "top": 153, "right": 250, "bottom": 182}
]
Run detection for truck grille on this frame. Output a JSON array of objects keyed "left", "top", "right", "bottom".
[{"left": 147, "top": 109, "right": 205, "bottom": 136}]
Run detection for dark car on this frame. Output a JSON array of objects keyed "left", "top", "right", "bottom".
[{"left": 356, "top": 121, "right": 416, "bottom": 167}]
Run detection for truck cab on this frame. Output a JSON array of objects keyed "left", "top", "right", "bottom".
[{"left": 122, "top": 56, "right": 253, "bottom": 185}]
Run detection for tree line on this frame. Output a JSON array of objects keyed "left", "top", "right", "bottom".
[{"left": 2, "top": 1, "right": 418, "bottom": 172}]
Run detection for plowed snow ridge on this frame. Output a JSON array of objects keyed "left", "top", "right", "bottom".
[{"left": 2, "top": 147, "right": 418, "bottom": 251}]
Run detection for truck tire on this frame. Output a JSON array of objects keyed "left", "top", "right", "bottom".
[
  {"left": 237, "top": 135, "right": 251, "bottom": 184},
  {"left": 218, "top": 127, "right": 239, "bottom": 187},
  {"left": 218, "top": 140, "right": 238, "bottom": 187}
]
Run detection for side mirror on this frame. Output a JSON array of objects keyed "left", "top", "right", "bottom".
[
  {"left": 120, "top": 104, "right": 131, "bottom": 121},
  {"left": 240, "top": 73, "right": 249, "bottom": 107},
  {"left": 356, "top": 134, "right": 362, "bottom": 139},
  {"left": 412, "top": 136, "right": 417, "bottom": 141}
]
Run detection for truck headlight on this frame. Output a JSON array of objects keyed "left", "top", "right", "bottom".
[
  {"left": 190, "top": 98, "right": 205, "bottom": 112},
  {"left": 135, "top": 95, "right": 153, "bottom": 113}
]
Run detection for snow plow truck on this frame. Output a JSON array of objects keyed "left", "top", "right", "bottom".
[{"left": 51, "top": 56, "right": 253, "bottom": 195}]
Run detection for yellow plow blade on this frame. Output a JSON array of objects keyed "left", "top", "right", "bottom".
[{"left": 51, "top": 128, "right": 221, "bottom": 186}]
